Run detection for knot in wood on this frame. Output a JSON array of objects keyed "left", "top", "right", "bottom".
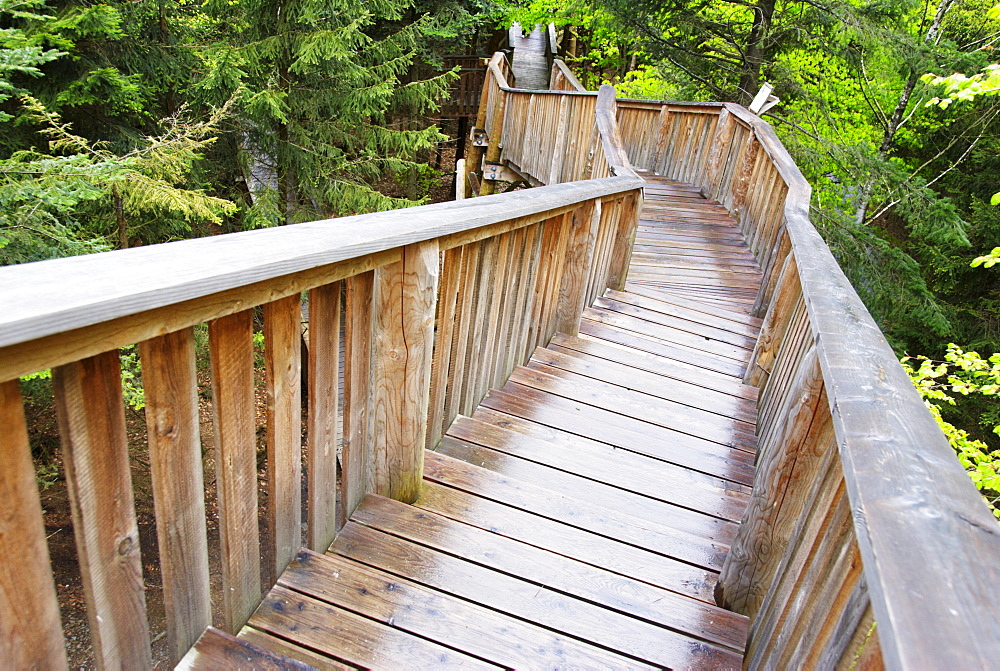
[{"left": 117, "top": 535, "right": 135, "bottom": 556}]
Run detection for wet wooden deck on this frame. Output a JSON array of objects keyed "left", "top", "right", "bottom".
[{"left": 182, "top": 176, "right": 763, "bottom": 669}]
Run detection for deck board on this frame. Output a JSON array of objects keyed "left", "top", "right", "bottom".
[{"left": 233, "top": 176, "right": 760, "bottom": 669}]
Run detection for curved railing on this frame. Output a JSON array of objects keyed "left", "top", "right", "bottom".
[
  {"left": 0, "top": 57, "right": 642, "bottom": 668},
  {"left": 608, "top": 99, "right": 1000, "bottom": 669}
]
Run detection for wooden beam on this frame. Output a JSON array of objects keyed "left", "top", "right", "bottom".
[
  {"left": 370, "top": 241, "right": 440, "bottom": 503},
  {"left": 307, "top": 281, "right": 341, "bottom": 552},
  {"left": 208, "top": 310, "right": 261, "bottom": 633},
  {"left": 54, "top": 350, "right": 152, "bottom": 668},
  {"left": 140, "top": 329, "right": 211, "bottom": 665},
  {"left": 264, "top": 294, "right": 302, "bottom": 583},
  {"left": 0, "top": 380, "right": 67, "bottom": 669},
  {"left": 343, "top": 272, "right": 375, "bottom": 522}
]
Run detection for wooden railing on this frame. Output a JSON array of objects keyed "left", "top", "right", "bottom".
[
  {"left": 5, "top": 51, "right": 997, "bottom": 671},
  {"left": 0, "top": 60, "right": 642, "bottom": 668},
  {"left": 610, "top": 99, "right": 1000, "bottom": 668}
]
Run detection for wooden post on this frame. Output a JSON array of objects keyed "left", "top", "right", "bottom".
[
  {"left": 479, "top": 90, "right": 508, "bottom": 196},
  {"left": 702, "top": 107, "right": 735, "bottom": 200},
  {"left": 54, "top": 350, "right": 153, "bottom": 668},
  {"left": 371, "top": 241, "right": 440, "bottom": 503},
  {"left": 208, "top": 310, "right": 261, "bottom": 633},
  {"left": 343, "top": 271, "right": 375, "bottom": 522},
  {"left": 264, "top": 294, "right": 302, "bottom": 583},
  {"left": 746, "top": 253, "right": 800, "bottom": 387},
  {"left": 140, "top": 329, "right": 211, "bottom": 665},
  {"left": 555, "top": 200, "right": 598, "bottom": 335},
  {"left": 307, "top": 281, "right": 340, "bottom": 552},
  {"left": 606, "top": 190, "right": 643, "bottom": 291},
  {"left": 0, "top": 380, "right": 67, "bottom": 669}
]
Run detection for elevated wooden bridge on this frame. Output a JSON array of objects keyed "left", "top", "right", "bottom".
[{"left": 1, "top": 43, "right": 998, "bottom": 671}]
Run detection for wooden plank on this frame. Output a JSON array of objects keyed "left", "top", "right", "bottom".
[
  {"left": 333, "top": 519, "right": 742, "bottom": 668},
  {"left": 370, "top": 241, "right": 439, "bottom": 503},
  {"left": 554, "top": 200, "right": 598, "bottom": 335},
  {"left": 604, "top": 288, "right": 760, "bottom": 335},
  {"left": 528, "top": 346, "right": 756, "bottom": 423},
  {"left": 0, "top": 380, "right": 67, "bottom": 668},
  {"left": 417, "top": 478, "right": 727, "bottom": 600},
  {"left": 140, "top": 329, "right": 212, "bottom": 664},
  {"left": 352, "top": 493, "right": 748, "bottom": 651},
  {"left": 607, "top": 192, "right": 642, "bottom": 290},
  {"left": 238, "top": 629, "right": 356, "bottom": 670},
  {"left": 458, "top": 409, "right": 750, "bottom": 524},
  {"left": 424, "top": 448, "right": 742, "bottom": 564},
  {"left": 481, "top": 385, "right": 756, "bottom": 485},
  {"left": 435, "top": 431, "right": 740, "bottom": 554},
  {"left": 177, "top": 627, "right": 314, "bottom": 670},
  {"left": 508, "top": 364, "right": 758, "bottom": 451},
  {"left": 0, "top": 177, "right": 644, "bottom": 381},
  {"left": 444, "top": 243, "right": 478, "bottom": 423},
  {"left": 252, "top": 584, "right": 497, "bottom": 668},
  {"left": 208, "top": 310, "right": 262, "bottom": 633},
  {"left": 549, "top": 332, "right": 756, "bottom": 399},
  {"left": 580, "top": 314, "right": 747, "bottom": 377},
  {"left": 307, "top": 281, "right": 340, "bottom": 552},
  {"left": 264, "top": 294, "right": 303, "bottom": 584},
  {"left": 280, "top": 549, "right": 644, "bottom": 669},
  {"left": 594, "top": 295, "right": 757, "bottom": 349},
  {"left": 53, "top": 350, "right": 152, "bottom": 667},
  {"left": 427, "top": 248, "right": 460, "bottom": 448},
  {"left": 717, "top": 348, "right": 833, "bottom": 618},
  {"left": 342, "top": 271, "right": 374, "bottom": 522}
]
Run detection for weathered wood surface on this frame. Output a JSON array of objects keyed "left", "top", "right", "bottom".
[
  {"left": 53, "top": 351, "right": 152, "bottom": 669},
  {"left": 0, "top": 176, "right": 639, "bottom": 377},
  {"left": 0, "top": 381, "right": 67, "bottom": 669},
  {"left": 238, "top": 190, "right": 760, "bottom": 667},
  {"left": 209, "top": 311, "right": 262, "bottom": 633},
  {"left": 140, "top": 329, "right": 212, "bottom": 665},
  {"left": 508, "top": 24, "right": 549, "bottom": 90}
]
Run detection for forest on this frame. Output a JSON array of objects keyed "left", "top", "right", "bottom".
[{"left": 2, "top": 0, "right": 998, "bottom": 517}]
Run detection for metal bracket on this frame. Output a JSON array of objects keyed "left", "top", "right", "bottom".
[
  {"left": 470, "top": 128, "right": 489, "bottom": 147},
  {"left": 483, "top": 161, "right": 522, "bottom": 182}
]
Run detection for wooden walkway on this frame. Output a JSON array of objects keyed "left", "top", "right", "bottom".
[
  {"left": 508, "top": 24, "right": 550, "bottom": 90},
  {"left": 183, "top": 176, "right": 764, "bottom": 669}
]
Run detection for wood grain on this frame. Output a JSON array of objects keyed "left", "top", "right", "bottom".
[
  {"left": 342, "top": 272, "right": 374, "bottom": 523},
  {"left": 0, "top": 380, "right": 67, "bottom": 668},
  {"left": 208, "top": 310, "right": 262, "bottom": 632},
  {"left": 370, "top": 241, "right": 439, "bottom": 503},
  {"left": 140, "top": 329, "right": 211, "bottom": 664},
  {"left": 307, "top": 281, "right": 340, "bottom": 552},
  {"left": 54, "top": 350, "right": 152, "bottom": 668},
  {"left": 264, "top": 294, "right": 302, "bottom": 584}
]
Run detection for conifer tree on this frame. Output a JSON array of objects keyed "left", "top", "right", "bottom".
[{"left": 195, "top": 0, "right": 459, "bottom": 224}]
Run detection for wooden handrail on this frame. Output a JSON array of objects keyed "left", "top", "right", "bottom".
[
  {"left": 609, "top": 97, "right": 1000, "bottom": 668},
  {"left": 0, "top": 56, "right": 644, "bottom": 668}
]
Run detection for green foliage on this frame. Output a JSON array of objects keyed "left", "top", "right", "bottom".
[{"left": 902, "top": 345, "right": 1000, "bottom": 518}]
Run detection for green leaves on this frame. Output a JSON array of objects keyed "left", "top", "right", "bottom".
[{"left": 903, "top": 344, "right": 1000, "bottom": 519}]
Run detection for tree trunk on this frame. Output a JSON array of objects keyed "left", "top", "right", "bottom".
[
  {"left": 854, "top": 0, "right": 956, "bottom": 225},
  {"left": 737, "top": 0, "right": 777, "bottom": 105}
]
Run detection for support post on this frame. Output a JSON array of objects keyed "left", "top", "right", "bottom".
[{"left": 371, "top": 241, "right": 440, "bottom": 503}]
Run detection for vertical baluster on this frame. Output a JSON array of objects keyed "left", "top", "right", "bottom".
[
  {"left": 0, "top": 380, "right": 67, "bottom": 668},
  {"left": 264, "top": 295, "right": 302, "bottom": 583},
  {"left": 607, "top": 191, "right": 643, "bottom": 291},
  {"left": 371, "top": 241, "right": 439, "bottom": 503},
  {"left": 343, "top": 271, "right": 375, "bottom": 522},
  {"left": 428, "top": 249, "right": 461, "bottom": 448},
  {"left": 208, "top": 310, "right": 261, "bottom": 633},
  {"left": 445, "top": 244, "right": 478, "bottom": 423},
  {"left": 555, "top": 200, "right": 599, "bottom": 335},
  {"left": 53, "top": 350, "right": 152, "bottom": 668},
  {"left": 307, "top": 281, "right": 341, "bottom": 552},
  {"left": 140, "top": 329, "right": 211, "bottom": 665}
]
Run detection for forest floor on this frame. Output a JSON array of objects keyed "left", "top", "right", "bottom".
[{"left": 35, "top": 133, "right": 464, "bottom": 669}]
